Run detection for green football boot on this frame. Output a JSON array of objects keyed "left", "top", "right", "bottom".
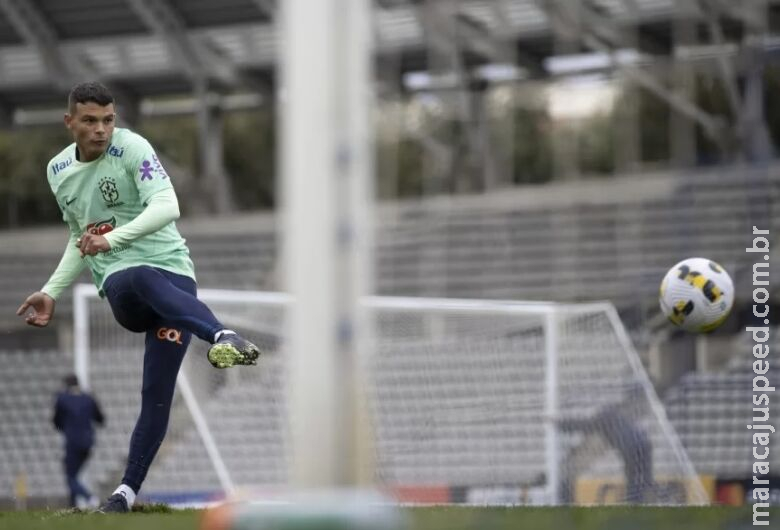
[{"left": 207, "top": 333, "right": 261, "bottom": 369}]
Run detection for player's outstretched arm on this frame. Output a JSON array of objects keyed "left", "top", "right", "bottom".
[
  {"left": 28, "top": 232, "right": 87, "bottom": 321},
  {"left": 16, "top": 291, "right": 55, "bottom": 327}
]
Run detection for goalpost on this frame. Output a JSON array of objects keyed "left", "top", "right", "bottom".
[{"left": 73, "top": 284, "right": 708, "bottom": 505}]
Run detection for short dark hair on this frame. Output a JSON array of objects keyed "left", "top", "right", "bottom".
[
  {"left": 63, "top": 373, "right": 79, "bottom": 388},
  {"left": 68, "top": 82, "right": 114, "bottom": 113}
]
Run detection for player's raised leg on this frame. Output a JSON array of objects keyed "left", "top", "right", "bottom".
[{"left": 103, "top": 266, "right": 262, "bottom": 368}]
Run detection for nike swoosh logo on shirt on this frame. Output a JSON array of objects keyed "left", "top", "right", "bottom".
[{"left": 66, "top": 197, "right": 77, "bottom": 205}]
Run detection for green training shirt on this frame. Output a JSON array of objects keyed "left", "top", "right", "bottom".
[{"left": 44, "top": 127, "right": 195, "bottom": 296}]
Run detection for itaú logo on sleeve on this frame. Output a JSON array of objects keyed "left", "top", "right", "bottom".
[{"left": 157, "top": 327, "right": 183, "bottom": 344}]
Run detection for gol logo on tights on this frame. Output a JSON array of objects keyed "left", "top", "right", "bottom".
[{"left": 157, "top": 327, "right": 183, "bottom": 344}]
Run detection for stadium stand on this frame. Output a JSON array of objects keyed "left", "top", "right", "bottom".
[
  {"left": 376, "top": 167, "right": 779, "bottom": 304},
  {"left": 0, "top": 350, "right": 78, "bottom": 500},
  {"left": 665, "top": 335, "right": 780, "bottom": 480}
]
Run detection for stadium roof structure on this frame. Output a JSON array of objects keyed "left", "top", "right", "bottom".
[{"left": 0, "top": 0, "right": 778, "bottom": 127}]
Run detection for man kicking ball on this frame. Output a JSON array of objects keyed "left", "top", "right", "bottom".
[{"left": 17, "top": 82, "right": 261, "bottom": 513}]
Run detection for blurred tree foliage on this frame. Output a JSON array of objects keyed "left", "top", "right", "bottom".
[
  {"left": 223, "top": 108, "right": 276, "bottom": 210},
  {"left": 0, "top": 108, "right": 277, "bottom": 228},
  {"left": 512, "top": 102, "right": 554, "bottom": 185},
  {"left": 377, "top": 137, "right": 426, "bottom": 199},
  {"left": 0, "top": 69, "right": 778, "bottom": 229},
  {"left": 138, "top": 108, "right": 276, "bottom": 213},
  {"left": 578, "top": 111, "right": 615, "bottom": 176},
  {"left": 695, "top": 73, "right": 736, "bottom": 164},
  {"left": 0, "top": 127, "right": 71, "bottom": 228},
  {"left": 765, "top": 65, "right": 780, "bottom": 152},
  {"left": 638, "top": 89, "right": 671, "bottom": 164},
  {"left": 137, "top": 115, "right": 199, "bottom": 178}
]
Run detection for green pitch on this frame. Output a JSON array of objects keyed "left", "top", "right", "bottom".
[{"left": 0, "top": 505, "right": 760, "bottom": 530}]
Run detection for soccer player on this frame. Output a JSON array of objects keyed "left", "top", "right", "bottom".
[{"left": 16, "top": 82, "right": 262, "bottom": 513}]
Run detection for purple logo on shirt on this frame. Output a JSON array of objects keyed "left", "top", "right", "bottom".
[
  {"left": 139, "top": 160, "right": 154, "bottom": 180},
  {"left": 139, "top": 156, "right": 169, "bottom": 181}
]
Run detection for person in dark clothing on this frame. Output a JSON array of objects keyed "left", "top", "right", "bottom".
[
  {"left": 53, "top": 373, "right": 105, "bottom": 508},
  {"left": 559, "top": 403, "right": 653, "bottom": 504}
]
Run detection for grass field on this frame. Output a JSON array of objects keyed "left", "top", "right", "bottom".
[{"left": 0, "top": 505, "right": 762, "bottom": 530}]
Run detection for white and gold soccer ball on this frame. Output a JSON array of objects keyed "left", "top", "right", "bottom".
[{"left": 659, "top": 257, "right": 734, "bottom": 332}]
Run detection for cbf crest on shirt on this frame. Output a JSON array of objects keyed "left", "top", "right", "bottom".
[{"left": 46, "top": 127, "right": 194, "bottom": 292}]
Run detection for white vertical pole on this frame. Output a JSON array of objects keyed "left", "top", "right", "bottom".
[
  {"left": 281, "top": 0, "right": 373, "bottom": 487},
  {"left": 544, "top": 309, "right": 560, "bottom": 504},
  {"left": 176, "top": 371, "right": 236, "bottom": 495},
  {"left": 343, "top": 0, "right": 376, "bottom": 486},
  {"left": 73, "top": 283, "right": 91, "bottom": 391}
]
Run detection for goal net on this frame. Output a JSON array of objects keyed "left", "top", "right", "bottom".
[{"left": 73, "top": 284, "right": 708, "bottom": 505}]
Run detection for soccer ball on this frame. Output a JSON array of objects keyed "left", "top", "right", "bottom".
[{"left": 659, "top": 257, "right": 734, "bottom": 332}]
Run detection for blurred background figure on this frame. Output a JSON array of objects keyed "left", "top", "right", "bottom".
[
  {"left": 558, "top": 385, "right": 654, "bottom": 505},
  {"left": 53, "top": 373, "right": 105, "bottom": 509}
]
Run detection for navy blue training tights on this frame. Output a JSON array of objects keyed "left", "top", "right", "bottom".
[
  {"left": 64, "top": 444, "right": 92, "bottom": 506},
  {"left": 102, "top": 265, "right": 224, "bottom": 494}
]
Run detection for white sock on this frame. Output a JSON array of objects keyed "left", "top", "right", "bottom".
[
  {"left": 75, "top": 495, "right": 89, "bottom": 509},
  {"left": 113, "top": 484, "right": 136, "bottom": 508},
  {"left": 213, "top": 329, "right": 236, "bottom": 343}
]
